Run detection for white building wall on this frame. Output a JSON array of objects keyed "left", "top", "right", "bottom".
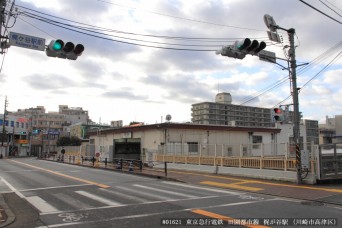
[{"left": 90, "top": 127, "right": 277, "bottom": 159}]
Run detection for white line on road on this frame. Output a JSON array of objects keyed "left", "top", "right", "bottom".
[
  {"left": 162, "top": 181, "right": 241, "bottom": 195},
  {"left": 0, "top": 175, "right": 25, "bottom": 198},
  {"left": 26, "top": 196, "right": 60, "bottom": 213},
  {"left": 75, "top": 190, "right": 123, "bottom": 206},
  {"left": 100, "top": 188, "right": 149, "bottom": 204},
  {"left": 19, "top": 184, "right": 92, "bottom": 192},
  {"left": 38, "top": 199, "right": 275, "bottom": 227},
  {"left": 133, "top": 184, "right": 198, "bottom": 198},
  {"left": 115, "top": 185, "right": 174, "bottom": 201}
]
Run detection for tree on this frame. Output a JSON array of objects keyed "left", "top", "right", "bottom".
[{"left": 57, "top": 136, "right": 81, "bottom": 147}]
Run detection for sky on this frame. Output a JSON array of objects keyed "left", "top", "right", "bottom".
[{"left": 0, "top": 0, "right": 341, "bottom": 125}]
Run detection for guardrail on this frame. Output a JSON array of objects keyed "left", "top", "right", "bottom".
[
  {"left": 43, "top": 154, "right": 143, "bottom": 172},
  {"left": 155, "top": 155, "right": 301, "bottom": 172}
]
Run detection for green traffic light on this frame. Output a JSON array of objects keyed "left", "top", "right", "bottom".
[{"left": 53, "top": 40, "right": 64, "bottom": 51}]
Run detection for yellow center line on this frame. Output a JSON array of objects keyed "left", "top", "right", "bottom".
[
  {"left": 10, "top": 160, "right": 110, "bottom": 188},
  {"left": 192, "top": 209, "right": 270, "bottom": 228},
  {"left": 200, "top": 181, "right": 264, "bottom": 192},
  {"left": 169, "top": 170, "right": 342, "bottom": 193}
]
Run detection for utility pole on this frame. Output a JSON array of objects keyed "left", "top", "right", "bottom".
[
  {"left": 1, "top": 96, "right": 8, "bottom": 148},
  {"left": 0, "top": 0, "right": 5, "bottom": 54},
  {"left": 264, "top": 15, "right": 302, "bottom": 184},
  {"left": 288, "top": 28, "right": 302, "bottom": 184}
]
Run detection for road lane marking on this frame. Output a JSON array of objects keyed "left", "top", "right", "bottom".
[
  {"left": 0, "top": 175, "right": 26, "bottom": 198},
  {"left": 19, "top": 184, "right": 92, "bottom": 192},
  {"left": 116, "top": 185, "right": 174, "bottom": 201},
  {"left": 54, "top": 193, "right": 91, "bottom": 210},
  {"left": 26, "top": 196, "right": 60, "bottom": 213},
  {"left": 162, "top": 181, "right": 241, "bottom": 195},
  {"left": 200, "top": 181, "right": 264, "bottom": 192},
  {"left": 191, "top": 209, "right": 270, "bottom": 228},
  {"left": 133, "top": 184, "right": 198, "bottom": 198},
  {"left": 75, "top": 190, "right": 123, "bottom": 206},
  {"left": 169, "top": 170, "right": 342, "bottom": 193},
  {"left": 37, "top": 199, "right": 275, "bottom": 227},
  {"left": 10, "top": 160, "right": 110, "bottom": 188},
  {"left": 100, "top": 188, "right": 149, "bottom": 204}
]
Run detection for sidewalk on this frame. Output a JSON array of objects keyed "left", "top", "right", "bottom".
[
  {"left": 137, "top": 166, "right": 342, "bottom": 206},
  {"left": 1, "top": 159, "right": 342, "bottom": 227}
]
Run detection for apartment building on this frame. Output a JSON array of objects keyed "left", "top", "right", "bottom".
[
  {"left": 192, "top": 92, "right": 273, "bottom": 127},
  {"left": 0, "top": 114, "right": 30, "bottom": 156},
  {"left": 8, "top": 105, "right": 91, "bottom": 156}
]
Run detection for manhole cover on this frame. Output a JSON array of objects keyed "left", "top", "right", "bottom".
[{"left": 301, "top": 201, "right": 324, "bottom": 206}]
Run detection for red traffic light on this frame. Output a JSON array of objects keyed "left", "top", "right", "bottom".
[
  {"left": 273, "top": 107, "right": 284, "bottom": 122},
  {"left": 274, "top": 108, "right": 282, "bottom": 114}
]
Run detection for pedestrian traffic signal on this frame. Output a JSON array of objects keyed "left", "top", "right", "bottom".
[
  {"left": 273, "top": 107, "right": 284, "bottom": 122},
  {"left": 46, "top": 39, "right": 84, "bottom": 60}
]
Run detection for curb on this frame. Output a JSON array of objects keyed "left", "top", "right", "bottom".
[
  {"left": 0, "top": 194, "right": 15, "bottom": 228},
  {"left": 39, "top": 158, "right": 184, "bottom": 183}
]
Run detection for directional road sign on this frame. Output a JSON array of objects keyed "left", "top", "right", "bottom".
[{"left": 9, "top": 32, "right": 45, "bottom": 51}]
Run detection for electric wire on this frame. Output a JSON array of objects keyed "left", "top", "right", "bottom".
[
  {"left": 319, "top": 0, "right": 342, "bottom": 17},
  {"left": 240, "top": 41, "right": 342, "bottom": 107},
  {"left": 10, "top": 3, "right": 342, "bottom": 108},
  {"left": 274, "top": 48, "right": 342, "bottom": 108},
  {"left": 17, "top": 12, "right": 219, "bottom": 51},
  {"left": 15, "top": 6, "right": 272, "bottom": 51},
  {"left": 300, "top": 50, "right": 342, "bottom": 90},
  {"left": 299, "top": 0, "right": 342, "bottom": 24},
  {"left": 15, "top": 4, "right": 268, "bottom": 43},
  {"left": 96, "top": 0, "right": 266, "bottom": 32}
]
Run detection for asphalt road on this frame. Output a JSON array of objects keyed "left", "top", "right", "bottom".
[{"left": 0, "top": 158, "right": 341, "bottom": 228}]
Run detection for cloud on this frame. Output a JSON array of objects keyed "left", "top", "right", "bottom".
[
  {"left": 24, "top": 73, "right": 77, "bottom": 90},
  {"left": 102, "top": 89, "right": 149, "bottom": 100},
  {"left": 3, "top": 0, "right": 342, "bottom": 124}
]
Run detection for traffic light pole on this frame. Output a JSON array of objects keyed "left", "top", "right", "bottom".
[
  {"left": 266, "top": 19, "right": 302, "bottom": 184},
  {"left": 287, "top": 28, "right": 302, "bottom": 184}
]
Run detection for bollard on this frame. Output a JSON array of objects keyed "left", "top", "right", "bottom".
[
  {"left": 128, "top": 161, "right": 134, "bottom": 172},
  {"left": 164, "top": 162, "right": 167, "bottom": 176},
  {"left": 81, "top": 156, "right": 84, "bottom": 165},
  {"left": 139, "top": 160, "right": 143, "bottom": 171},
  {"left": 105, "top": 158, "right": 107, "bottom": 168},
  {"left": 116, "top": 160, "right": 122, "bottom": 169},
  {"left": 120, "top": 159, "right": 123, "bottom": 170},
  {"left": 69, "top": 156, "right": 71, "bottom": 163},
  {"left": 92, "top": 157, "right": 95, "bottom": 167}
]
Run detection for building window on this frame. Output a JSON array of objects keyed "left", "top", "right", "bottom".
[
  {"left": 187, "top": 142, "right": 198, "bottom": 154},
  {"left": 252, "top": 136, "right": 262, "bottom": 144}
]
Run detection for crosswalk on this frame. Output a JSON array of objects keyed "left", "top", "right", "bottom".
[{"left": 16, "top": 181, "right": 241, "bottom": 215}]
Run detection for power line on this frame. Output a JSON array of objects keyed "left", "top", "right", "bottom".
[
  {"left": 16, "top": 6, "right": 271, "bottom": 52},
  {"left": 319, "top": 0, "right": 342, "bottom": 17},
  {"left": 300, "top": 50, "right": 342, "bottom": 90},
  {"left": 96, "top": 0, "right": 266, "bottom": 32},
  {"left": 15, "top": 5, "right": 268, "bottom": 43},
  {"left": 299, "top": 0, "right": 342, "bottom": 24}
]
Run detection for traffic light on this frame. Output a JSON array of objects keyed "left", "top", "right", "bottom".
[
  {"left": 234, "top": 38, "right": 266, "bottom": 55},
  {"left": 219, "top": 45, "right": 246, "bottom": 59},
  {"left": 217, "top": 38, "right": 266, "bottom": 60},
  {"left": 46, "top": 39, "right": 84, "bottom": 60},
  {"left": 273, "top": 107, "right": 284, "bottom": 122}
]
